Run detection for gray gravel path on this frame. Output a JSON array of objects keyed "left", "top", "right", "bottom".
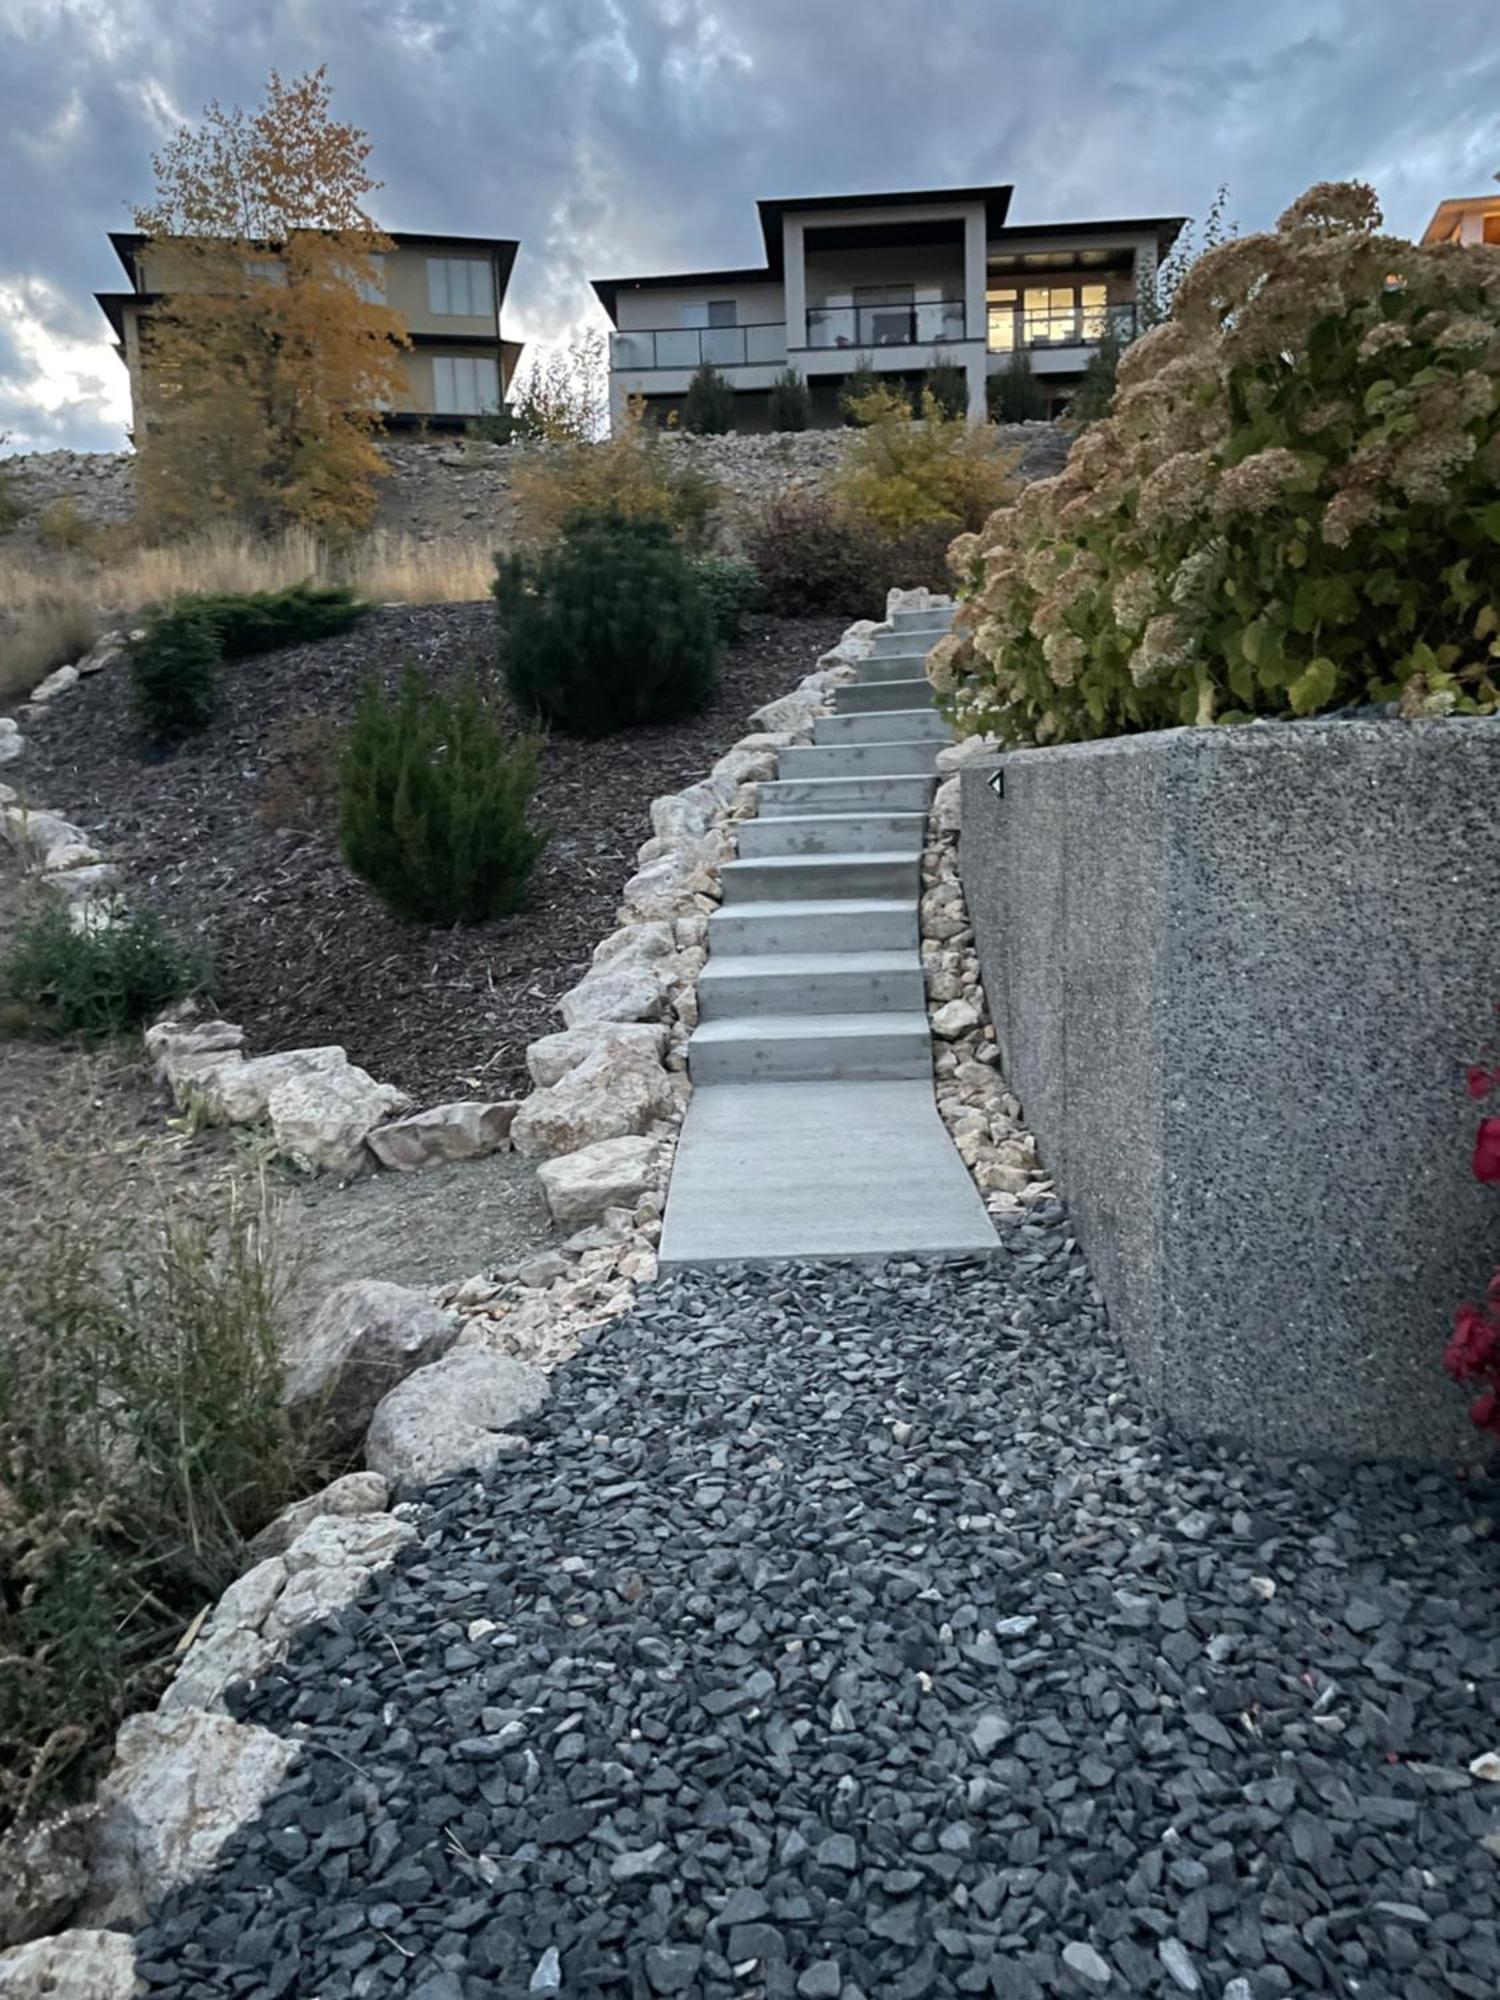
[{"left": 133, "top": 1204, "right": 1500, "bottom": 1999}]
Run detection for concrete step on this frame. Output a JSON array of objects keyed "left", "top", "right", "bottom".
[
  {"left": 778, "top": 740, "right": 943, "bottom": 780},
  {"left": 720, "top": 852, "right": 920, "bottom": 905},
  {"left": 813, "top": 708, "right": 951, "bottom": 747},
  {"left": 689, "top": 1011, "right": 933, "bottom": 1085},
  {"left": 854, "top": 651, "right": 940, "bottom": 683},
  {"left": 870, "top": 626, "right": 947, "bottom": 657},
  {"left": 759, "top": 774, "right": 936, "bottom": 817},
  {"left": 889, "top": 605, "right": 955, "bottom": 633},
  {"left": 698, "top": 950, "right": 924, "bottom": 1020},
  {"left": 835, "top": 677, "right": 935, "bottom": 715},
  {"left": 736, "top": 811, "right": 928, "bottom": 858},
  {"left": 708, "top": 897, "right": 918, "bottom": 954}
]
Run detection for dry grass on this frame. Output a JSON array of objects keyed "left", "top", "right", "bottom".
[{"left": 0, "top": 599, "right": 99, "bottom": 705}]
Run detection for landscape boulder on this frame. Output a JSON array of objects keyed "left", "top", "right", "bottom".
[
  {"left": 30, "top": 663, "right": 80, "bottom": 703},
  {"left": 650, "top": 781, "right": 728, "bottom": 842},
  {"left": 0, "top": 807, "right": 101, "bottom": 873},
  {"left": 0, "top": 1930, "right": 137, "bottom": 1998},
  {"left": 590, "top": 920, "right": 677, "bottom": 971},
  {"left": 0, "top": 1804, "right": 96, "bottom": 1949},
  {"left": 267, "top": 1061, "right": 411, "bottom": 1175},
  {"left": 0, "top": 719, "right": 23, "bottom": 766},
  {"left": 618, "top": 838, "right": 724, "bottom": 921},
  {"left": 510, "top": 1041, "right": 675, "bottom": 1160},
  {"left": 748, "top": 689, "right": 822, "bottom": 736},
  {"left": 173, "top": 1044, "right": 347, "bottom": 1126},
  {"left": 83, "top": 1709, "right": 300, "bottom": 1927},
  {"left": 557, "top": 961, "right": 672, "bottom": 1030},
  {"left": 247, "top": 1469, "right": 390, "bottom": 1559},
  {"left": 535, "top": 1133, "right": 665, "bottom": 1229},
  {"left": 364, "top": 1346, "right": 549, "bottom": 1487},
  {"left": 931, "top": 775, "right": 961, "bottom": 835},
  {"left": 366, "top": 1099, "right": 517, "bottom": 1171},
  {"left": 526, "top": 1020, "right": 671, "bottom": 1090},
  {"left": 281, "top": 1279, "right": 459, "bottom": 1443}
]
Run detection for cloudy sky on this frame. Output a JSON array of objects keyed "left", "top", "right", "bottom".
[{"left": 2, "top": 0, "right": 1497, "bottom": 455}]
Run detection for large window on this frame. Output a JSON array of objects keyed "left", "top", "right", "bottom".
[
  {"left": 432, "top": 354, "right": 500, "bottom": 415},
  {"left": 986, "top": 286, "right": 1018, "bottom": 351},
  {"left": 427, "top": 257, "right": 495, "bottom": 317},
  {"left": 679, "top": 300, "right": 738, "bottom": 328}
]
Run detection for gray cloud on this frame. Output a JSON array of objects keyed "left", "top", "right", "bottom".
[{"left": 2, "top": 0, "right": 1497, "bottom": 452}]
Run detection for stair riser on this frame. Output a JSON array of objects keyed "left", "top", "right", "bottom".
[
  {"left": 721, "top": 857, "right": 920, "bottom": 905},
  {"left": 699, "top": 968, "right": 925, "bottom": 1020},
  {"left": 813, "top": 710, "right": 951, "bottom": 746},
  {"left": 778, "top": 742, "right": 942, "bottom": 780},
  {"left": 709, "top": 907, "right": 917, "bottom": 953},
  {"left": 736, "top": 815, "right": 926, "bottom": 858},
  {"left": 853, "top": 652, "right": 939, "bottom": 683},
  {"left": 834, "top": 679, "right": 935, "bottom": 715},
  {"left": 759, "top": 776, "right": 935, "bottom": 817},
  {"left": 889, "top": 607, "right": 955, "bottom": 633},
  {"left": 690, "top": 1033, "right": 932, "bottom": 1086},
  {"left": 871, "top": 629, "right": 944, "bottom": 657}
]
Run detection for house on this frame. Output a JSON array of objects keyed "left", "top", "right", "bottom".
[
  {"left": 96, "top": 230, "right": 523, "bottom": 436},
  {"left": 592, "top": 184, "right": 1185, "bottom": 429},
  {"left": 1421, "top": 190, "right": 1500, "bottom": 248}
]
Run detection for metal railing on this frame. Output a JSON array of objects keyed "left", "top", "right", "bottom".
[
  {"left": 990, "top": 300, "right": 1138, "bottom": 352},
  {"left": 804, "top": 298, "right": 967, "bottom": 350},
  {"left": 609, "top": 323, "right": 788, "bottom": 371}
]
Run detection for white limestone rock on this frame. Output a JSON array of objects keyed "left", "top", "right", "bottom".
[
  {"left": 0, "top": 1804, "right": 96, "bottom": 1950},
  {"left": 77, "top": 632, "right": 127, "bottom": 675},
  {"left": 365, "top": 1099, "right": 517, "bottom": 1171},
  {"left": 618, "top": 838, "right": 724, "bottom": 921},
  {"left": 935, "top": 733, "right": 1001, "bottom": 773},
  {"left": 267, "top": 1061, "right": 411, "bottom": 1176},
  {"left": 0, "top": 1930, "right": 137, "bottom": 1998},
  {"left": 364, "top": 1346, "right": 549, "bottom": 1487},
  {"left": 30, "top": 663, "right": 80, "bottom": 703},
  {"left": 281, "top": 1280, "right": 459, "bottom": 1442},
  {"left": 710, "top": 745, "right": 778, "bottom": 790},
  {"left": 557, "top": 961, "right": 672, "bottom": 1030},
  {"left": 510, "top": 1040, "right": 675, "bottom": 1160},
  {"left": 83, "top": 1708, "right": 301, "bottom": 1927},
  {"left": 174, "top": 1044, "right": 348, "bottom": 1126},
  {"left": 748, "top": 689, "right": 823, "bottom": 736},
  {"left": 887, "top": 586, "right": 951, "bottom": 616},
  {"left": 1, "top": 808, "right": 100, "bottom": 873},
  {"left": 932, "top": 998, "right": 981, "bottom": 1041},
  {"left": 536, "top": 1133, "right": 665, "bottom": 1229},
  {"left": 0, "top": 720, "right": 23, "bottom": 766},
  {"left": 649, "top": 781, "right": 728, "bottom": 842},
  {"left": 932, "top": 775, "right": 961, "bottom": 836},
  {"left": 590, "top": 921, "right": 677, "bottom": 971},
  {"left": 247, "top": 1470, "right": 391, "bottom": 1559}
]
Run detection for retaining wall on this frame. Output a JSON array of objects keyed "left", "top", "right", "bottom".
[{"left": 959, "top": 715, "right": 1500, "bottom": 1464}]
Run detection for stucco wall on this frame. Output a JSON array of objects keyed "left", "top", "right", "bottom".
[{"left": 960, "top": 717, "right": 1500, "bottom": 1465}]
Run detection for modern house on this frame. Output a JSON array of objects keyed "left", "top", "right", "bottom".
[
  {"left": 96, "top": 230, "right": 523, "bottom": 436},
  {"left": 1421, "top": 189, "right": 1500, "bottom": 248},
  {"left": 592, "top": 184, "right": 1185, "bottom": 429}
]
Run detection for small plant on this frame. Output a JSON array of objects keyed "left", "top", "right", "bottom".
[
  {"left": 766, "top": 368, "right": 811, "bottom": 433},
  {"left": 187, "top": 580, "right": 366, "bottom": 658},
  {"left": 839, "top": 355, "right": 881, "bottom": 422},
  {"left": 742, "top": 491, "right": 881, "bottom": 616},
  {"left": 986, "top": 347, "right": 1046, "bottom": 422},
  {"left": 692, "top": 555, "right": 762, "bottom": 643},
  {"left": 512, "top": 403, "right": 719, "bottom": 549},
  {"left": 925, "top": 362, "right": 970, "bottom": 421},
  {"left": 681, "top": 363, "right": 737, "bottom": 435},
  {"left": 340, "top": 669, "right": 548, "bottom": 922},
  {"left": 34, "top": 497, "right": 96, "bottom": 552},
  {"left": 496, "top": 511, "right": 719, "bottom": 736},
  {"left": 1064, "top": 327, "right": 1123, "bottom": 428},
  {"left": 0, "top": 441, "right": 22, "bottom": 534},
  {"left": 129, "top": 602, "right": 221, "bottom": 746},
  {"left": 4, "top": 899, "right": 206, "bottom": 1042}
]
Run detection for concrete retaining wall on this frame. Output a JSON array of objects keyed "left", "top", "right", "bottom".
[{"left": 960, "top": 716, "right": 1500, "bottom": 1464}]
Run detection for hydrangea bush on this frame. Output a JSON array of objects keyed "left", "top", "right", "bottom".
[{"left": 931, "top": 182, "right": 1500, "bottom": 744}]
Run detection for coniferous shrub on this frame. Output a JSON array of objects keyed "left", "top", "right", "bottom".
[
  {"left": 692, "top": 556, "right": 763, "bottom": 642},
  {"left": 5, "top": 900, "right": 206, "bottom": 1041},
  {"left": 681, "top": 364, "right": 736, "bottom": 435},
  {"left": 188, "top": 580, "right": 366, "bottom": 658},
  {"left": 767, "top": 368, "right": 811, "bottom": 432},
  {"left": 987, "top": 347, "right": 1047, "bottom": 422},
  {"left": 339, "top": 670, "right": 548, "bottom": 923},
  {"left": 925, "top": 362, "right": 970, "bottom": 420},
  {"left": 129, "top": 603, "right": 222, "bottom": 746},
  {"left": 839, "top": 355, "right": 881, "bottom": 422},
  {"left": 494, "top": 512, "right": 719, "bottom": 736}
]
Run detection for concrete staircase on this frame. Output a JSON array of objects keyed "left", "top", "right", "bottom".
[{"left": 659, "top": 605, "right": 998, "bottom": 1266}]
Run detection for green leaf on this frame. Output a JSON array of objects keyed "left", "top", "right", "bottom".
[
  {"left": 1228, "top": 657, "right": 1256, "bottom": 704},
  {"left": 1288, "top": 656, "right": 1339, "bottom": 716},
  {"left": 1478, "top": 502, "right": 1500, "bottom": 545}
]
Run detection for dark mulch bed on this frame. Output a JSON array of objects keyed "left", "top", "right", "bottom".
[{"left": 19, "top": 606, "right": 844, "bottom": 1105}]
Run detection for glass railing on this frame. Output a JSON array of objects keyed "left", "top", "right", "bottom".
[
  {"left": 804, "top": 299, "right": 968, "bottom": 350},
  {"left": 988, "top": 300, "right": 1138, "bottom": 353},
  {"left": 610, "top": 324, "right": 788, "bottom": 370}
]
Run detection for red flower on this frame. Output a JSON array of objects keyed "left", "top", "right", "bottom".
[
  {"left": 1467, "top": 1066, "right": 1497, "bottom": 1101},
  {"left": 1446, "top": 1302, "right": 1500, "bottom": 1380},
  {"left": 1473, "top": 1117, "right": 1500, "bottom": 1184},
  {"left": 1469, "top": 1389, "right": 1500, "bottom": 1438}
]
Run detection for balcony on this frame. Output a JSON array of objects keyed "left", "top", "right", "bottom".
[
  {"left": 804, "top": 297, "right": 967, "bottom": 351},
  {"left": 990, "top": 299, "right": 1138, "bottom": 354},
  {"left": 610, "top": 324, "right": 788, "bottom": 371}
]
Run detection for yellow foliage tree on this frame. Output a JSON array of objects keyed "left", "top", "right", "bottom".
[
  {"left": 134, "top": 67, "right": 409, "bottom": 538},
  {"left": 835, "top": 387, "right": 1020, "bottom": 537}
]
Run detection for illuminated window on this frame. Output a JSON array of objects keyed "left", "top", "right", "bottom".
[
  {"left": 1024, "top": 287, "right": 1074, "bottom": 343},
  {"left": 1080, "top": 284, "right": 1109, "bottom": 338},
  {"left": 986, "top": 287, "right": 1017, "bottom": 351}
]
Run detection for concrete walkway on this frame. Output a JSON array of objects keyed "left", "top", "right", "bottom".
[{"left": 660, "top": 605, "right": 997, "bottom": 1266}]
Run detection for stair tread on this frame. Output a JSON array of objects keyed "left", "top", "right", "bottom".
[
  {"left": 692, "top": 1011, "right": 931, "bottom": 1044},
  {"left": 701, "top": 950, "right": 918, "bottom": 980},
  {"left": 743, "top": 810, "right": 929, "bottom": 828},
  {"left": 722, "top": 852, "right": 914, "bottom": 874},
  {"left": 709, "top": 896, "right": 915, "bottom": 921}
]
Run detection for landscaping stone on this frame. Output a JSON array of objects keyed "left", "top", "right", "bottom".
[
  {"left": 534, "top": 1133, "right": 665, "bottom": 1229},
  {"left": 280, "top": 1280, "right": 459, "bottom": 1443},
  {"left": 0, "top": 1929, "right": 137, "bottom": 1997},
  {"left": 83, "top": 1709, "right": 300, "bottom": 1927},
  {"left": 650, "top": 782, "right": 728, "bottom": 842},
  {"left": 168, "top": 1044, "right": 343, "bottom": 1125},
  {"left": 526, "top": 1021, "right": 671, "bottom": 1091},
  {"left": 30, "top": 664, "right": 80, "bottom": 703},
  {"left": 365, "top": 1099, "right": 517, "bottom": 1170},
  {"left": 0, "top": 807, "right": 100, "bottom": 873},
  {"left": 246, "top": 1470, "right": 391, "bottom": 1559},
  {"left": 589, "top": 920, "right": 678, "bottom": 971},
  {"left": 510, "top": 1040, "right": 674, "bottom": 1160},
  {"left": 363, "top": 1345, "right": 548, "bottom": 1487},
  {"left": 0, "top": 719, "right": 24, "bottom": 766},
  {"left": 557, "top": 963, "right": 672, "bottom": 1031},
  {"left": 0, "top": 1805, "right": 96, "bottom": 1950},
  {"left": 126, "top": 1250, "right": 1500, "bottom": 1999},
  {"left": 267, "top": 1060, "right": 411, "bottom": 1176},
  {"left": 617, "top": 839, "right": 725, "bottom": 922}
]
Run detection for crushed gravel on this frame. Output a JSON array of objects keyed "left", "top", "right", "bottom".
[{"left": 132, "top": 1214, "right": 1500, "bottom": 1999}]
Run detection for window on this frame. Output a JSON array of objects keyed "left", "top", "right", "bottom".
[
  {"left": 1024, "top": 287, "right": 1075, "bottom": 343},
  {"left": 986, "top": 286, "right": 1017, "bottom": 352},
  {"left": 355, "top": 254, "right": 386, "bottom": 304},
  {"left": 432, "top": 354, "right": 501, "bottom": 415},
  {"left": 856, "top": 284, "right": 915, "bottom": 347},
  {"left": 1080, "top": 284, "right": 1109, "bottom": 339},
  {"left": 679, "top": 300, "right": 738, "bottom": 328},
  {"left": 427, "top": 257, "right": 495, "bottom": 317},
  {"left": 244, "top": 257, "right": 287, "bottom": 287}
]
